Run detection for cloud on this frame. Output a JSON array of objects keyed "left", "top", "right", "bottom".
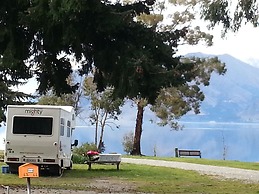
[{"left": 178, "top": 24, "right": 259, "bottom": 67}]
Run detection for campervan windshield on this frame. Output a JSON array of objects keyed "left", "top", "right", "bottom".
[{"left": 13, "top": 116, "right": 53, "bottom": 135}]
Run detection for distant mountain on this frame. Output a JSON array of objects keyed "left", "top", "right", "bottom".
[{"left": 181, "top": 53, "right": 259, "bottom": 122}]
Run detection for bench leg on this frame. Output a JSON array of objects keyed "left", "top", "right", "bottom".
[
  {"left": 88, "top": 163, "right": 92, "bottom": 170},
  {"left": 117, "top": 163, "right": 120, "bottom": 170}
]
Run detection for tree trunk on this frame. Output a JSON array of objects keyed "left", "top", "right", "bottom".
[
  {"left": 95, "top": 120, "right": 98, "bottom": 146},
  {"left": 131, "top": 102, "right": 144, "bottom": 155},
  {"left": 98, "top": 112, "right": 108, "bottom": 152},
  {"left": 94, "top": 109, "right": 99, "bottom": 146}
]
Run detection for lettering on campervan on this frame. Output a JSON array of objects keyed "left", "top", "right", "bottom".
[{"left": 24, "top": 108, "right": 43, "bottom": 116}]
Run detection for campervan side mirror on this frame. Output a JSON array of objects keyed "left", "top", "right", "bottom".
[{"left": 72, "top": 139, "right": 78, "bottom": 147}]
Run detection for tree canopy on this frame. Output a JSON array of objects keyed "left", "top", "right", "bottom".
[
  {"left": 151, "top": 56, "right": 226, "bottom": 129},
  {"left": 0, "top": 58, "right": 32, "bottom": 124},
  {"left": 0, "top": 0, "right": 190, "bottom": 121},
  {"left": 192, "top": 0, "right": 258, "bottom": 33},
  {"left": 1, "top": 0, "right": 256, "bottom": 124},
  {"left": 83, "top": 77, "right": 124, "bottom": 151},
  {"left": 0, "top": 0, "right": 184, "bottom": 96},
  {"left": 128, "top": 0, "right": 227, "bottom": 155}
]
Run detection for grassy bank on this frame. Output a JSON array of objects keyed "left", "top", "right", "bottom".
[{"left": 1, "top": 160, "right": 259, "bottom": 193}]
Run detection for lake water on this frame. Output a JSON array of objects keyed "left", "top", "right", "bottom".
[{"left": 73, "top": 121, "right": 259, "bottom": 162}]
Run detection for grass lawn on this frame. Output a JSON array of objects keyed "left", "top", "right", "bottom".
[{"left": 1, "top": 160, "right": 259, "bottom": 193}]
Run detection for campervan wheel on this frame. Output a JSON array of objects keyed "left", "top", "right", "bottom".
[
  {"left": 8, "top": 164, "right": 18, "bottom": 174},
  {"left": 50, "top": 165, "right": 62, "bottom": 176},
  {"left": 66, "top": 161, "right": 73, "bottom": 170}
]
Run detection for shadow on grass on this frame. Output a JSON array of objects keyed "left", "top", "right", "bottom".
[{"left": 63, "top": 167, "right": 128, "bottom": 178}]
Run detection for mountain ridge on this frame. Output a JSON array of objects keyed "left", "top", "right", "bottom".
[{"left": 182, "top": 53, "right": 259, "bottom": 123}]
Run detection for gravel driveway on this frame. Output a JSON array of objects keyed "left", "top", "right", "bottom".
[{"left": 122, "top": 158, "right": 259, "bottom": 183}]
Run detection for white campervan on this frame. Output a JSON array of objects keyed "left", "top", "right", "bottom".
[{"left": 4, "top": 105, "right": 78, "bottom": 175}]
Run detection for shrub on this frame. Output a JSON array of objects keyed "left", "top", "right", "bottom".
[
  {"left": 72, "top": 142, "right": 98, "bottom": 164},
  {"left": 122, "top": 131, "right": 134, "bottom": 154},
  {"left": 0, "top": 150, "right": 3, "bottom": 161},
  {"left": 72, "top": 154, "right": 86, "bottom": 164},
  {"left": 72, "top": 142, "right": 98, "bottom": 156}
]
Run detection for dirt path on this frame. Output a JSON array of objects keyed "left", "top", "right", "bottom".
[
  {"left": 0, "top": 178, "right": 139, "bottom": 194},
  {"left": 122, "top": 158, "right": 259, "bottom": 183},
  {"left": 0, "top": 181, "right": 138, "bottom": 194}
]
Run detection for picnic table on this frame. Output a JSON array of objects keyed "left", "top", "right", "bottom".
[{"left": 85, "top": 153, "right": 122, "bottom": 170}]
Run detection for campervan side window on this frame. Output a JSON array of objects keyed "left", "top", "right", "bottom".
[
  {"left": 60, "top": 118, "right": 65, "bottom": 136},
  {"left": 13, "top": 116, "right": 53, "bottom": 135},
  {"left": 67, "top": 120, "right": 71, "bottom": 137}
]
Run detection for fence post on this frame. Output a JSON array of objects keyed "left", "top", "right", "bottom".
[{"left": 175, "top": 147, "right": 179, "bottom": 157}]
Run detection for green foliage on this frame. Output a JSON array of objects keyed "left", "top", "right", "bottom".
[
  {"left": 38, "top": 93, "right": 75, "bottom": 106},
  {"left": 123, "top": 1, "right": 227, "bottom": 155},
  {"left": 0, "top": 150, "right": 3, "bottom": 161},
  {"left": 0, "top": 0, "right": 179, "bottom": 101},
  {"left": 72, "top": 142, "right": 98, "bottom": 156},
  {"left": 37, "top": 74, "right": 83, "bottom": 115},
  {"left": 199, "top": 0, "right": 259, "bottom": 32},
  {"left": 84, "top": 77, "right": 124, "bottom": 148},
  {"left": 71, "top": 154, "right": 86, "bottom": 164},
  {"left": 122, "top": 131, "right": 134, "bottom": 154},
  {"left": 139, "top": 1, "right": 214, "bottom": 47},
  {"left": 168, "top": 1, "right": 258, "bottom": 35},
  {"left": 0, "top": 58, "right": 34, "bottom": 124},
  {"left": 84, "top": 79, "right": 124, "bottom": 118},
  {"left": 37, "top": 91, "right": 82, "bottom": 115},
  {"left": 72, "top": 142, "right": 99, "bottom": 163},
  {"left": 0, "top": 84, "right": 31, "bottom": 124},
  {"left": 0, "top": 1, "right": 36, "bottom": 123},
  {"left": 151, "top": 56, "right": 226, "bottom": 129},
  {"left": 0, "top": 0, "right": 187, "bottom": 124}
]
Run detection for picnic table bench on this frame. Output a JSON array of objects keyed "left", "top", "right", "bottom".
[
  {"left": 175, "top": 148, "right": 201, "bottom": 158},
  {"left": 86, "top": 154, "right": 121, "bottom": 170}
]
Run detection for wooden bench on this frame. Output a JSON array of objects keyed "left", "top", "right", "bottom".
[
  {"left": 175, "top": 148, "right": 201, "bottom": 158},
  {"left": 86, "top": 154, "right": 121, "bottom": 170}
]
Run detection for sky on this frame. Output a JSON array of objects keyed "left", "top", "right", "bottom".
[
  {"left": 1, "top": 16, "right": 259, "bottom": 161},
  {"left": 178, "top": 23, "right": 259, "bottom": 67},
  {"left": 161, "top": 0, "right": 259, "bottom": 67}
]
